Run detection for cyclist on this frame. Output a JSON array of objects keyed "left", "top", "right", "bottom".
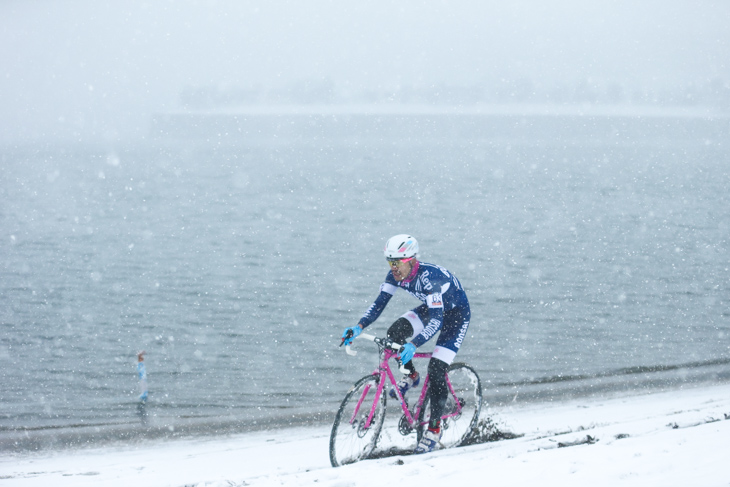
[{"left": 341, "top": 234, "right": 471, "bottom": 454}]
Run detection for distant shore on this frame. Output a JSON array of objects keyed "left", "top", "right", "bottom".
[
  {"left": 150, "top": 103, "right": 730, "bottom": 143},
  {"left": 159, "top": 102, "right": 730, "bottom": 118}
]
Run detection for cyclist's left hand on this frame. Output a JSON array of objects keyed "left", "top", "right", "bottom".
[{"left": 398, "top": 343, "right": 416, "bottom": 364}]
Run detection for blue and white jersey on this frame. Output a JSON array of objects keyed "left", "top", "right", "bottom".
[{"left": 359, "top": 262, "right": 470, "bottom": 348}]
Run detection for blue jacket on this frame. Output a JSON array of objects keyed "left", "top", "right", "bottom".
[{"left": 358, "top": 261, "right": 469, "bottom": 348}]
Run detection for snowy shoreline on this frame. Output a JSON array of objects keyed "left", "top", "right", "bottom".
[
  {"left": 3, "top": 381, "right": 730, "bottom": 487},
  {"left": 4, "top": 364, "right": 727, "bottom": 454}
]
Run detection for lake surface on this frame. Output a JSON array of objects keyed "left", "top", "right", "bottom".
[{"left": 2, "top": 110, "right": 729, "bottom": 450}]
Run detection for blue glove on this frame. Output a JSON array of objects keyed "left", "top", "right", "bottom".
[
  {"left": 398, "top": 342, "right": 416, "bottom": 364},
  {"left": 341, "top": 325, "right": 362, "bottom": 346}
]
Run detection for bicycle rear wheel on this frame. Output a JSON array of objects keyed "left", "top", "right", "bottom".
[
  {"left": 417, "top": 362, "right": 482, "bottom": 449},
  {"left": 329, "top": 374, "right": 387, "bottom": 467}
]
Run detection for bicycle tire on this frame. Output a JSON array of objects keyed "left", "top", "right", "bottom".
[
  {"left": 329, "top": 374, "right": 387, "bottom": 467},
  {"left": 417, "top": 362, "right": 482, "bottom": 449}
]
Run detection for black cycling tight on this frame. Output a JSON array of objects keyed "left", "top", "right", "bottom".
[{"left": 387, "top": 317, "right": 450, "bottom": 430}]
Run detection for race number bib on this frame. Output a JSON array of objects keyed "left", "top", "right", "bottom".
[{"left": 427, "top": 293, "right": 443, "bottom": 308}]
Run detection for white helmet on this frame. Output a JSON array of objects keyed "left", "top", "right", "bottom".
[{"left": 384, "top": 234, "right": 419, "bottom": 260}]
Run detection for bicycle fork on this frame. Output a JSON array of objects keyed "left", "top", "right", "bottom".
[{"left": 349, "top": 373, "right": 386, "bottom": 431}]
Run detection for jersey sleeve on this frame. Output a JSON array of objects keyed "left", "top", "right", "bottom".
[{"left": 358, "top": 278, "right": 397, "bottom": 328}]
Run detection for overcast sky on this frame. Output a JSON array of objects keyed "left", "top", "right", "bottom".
[{"left": 1, "top": 0, "right": 728, "bottom": 143}]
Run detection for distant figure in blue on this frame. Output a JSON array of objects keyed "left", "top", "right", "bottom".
[
  {"left": 137, "top": 351, "right": 148, "bottom": 403},
  {"left": 341, "top": 234, "right": 471, "bottom": 454}
]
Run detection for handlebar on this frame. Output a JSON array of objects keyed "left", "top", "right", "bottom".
[
  {"left": 345, "top": 333, "right": 402, "bottom": 356},
  {"left": 345, "top": 333, "right": 410, "bottom": 374}
]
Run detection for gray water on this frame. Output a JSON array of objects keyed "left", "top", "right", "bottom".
[{"left": 2, "top": 112, "right": 729, "bottom": 450}]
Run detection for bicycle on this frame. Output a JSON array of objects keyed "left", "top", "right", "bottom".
[{"left": 329, "top": 332, "right": 482, "bottom": 467}]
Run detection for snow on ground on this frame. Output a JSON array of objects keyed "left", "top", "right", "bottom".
[{"left": 3, "top": 382, "right": 730, "bottom": 487}]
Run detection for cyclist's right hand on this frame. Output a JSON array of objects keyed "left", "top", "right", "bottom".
[
  {"left": 340, "top": 325, "right": 362, "bottom": 347},
  {"left": 398, "top": 342, "right": 416, "bottom": 364}
]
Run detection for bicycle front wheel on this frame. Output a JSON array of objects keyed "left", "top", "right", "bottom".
[
  {"left": 329, "top": 374, "right": 386, "bottom": 467},
  {"left": 418, "top": 362, "right": 482, "bottom": 449}
]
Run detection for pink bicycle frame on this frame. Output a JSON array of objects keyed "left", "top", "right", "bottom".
[{"left": 347, "top": 334, "right": 462, "bottom": 430}]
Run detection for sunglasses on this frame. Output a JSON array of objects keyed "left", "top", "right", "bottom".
[{"left": 386, "top": 256, "right": 415, "bottom": 267}]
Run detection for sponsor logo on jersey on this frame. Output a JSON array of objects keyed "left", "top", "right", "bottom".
[
  {"left": 454, "top": 320, "right": 470, "bottom": 349},
  {"left": 421, "top": 319, "right": 441, "bottom": 340},
  {"left": 418, "top": 270, "right": 433, "bottom": 291}
]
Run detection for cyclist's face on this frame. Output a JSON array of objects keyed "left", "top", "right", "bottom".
[{"left": 387, "top": 257, "right": 415, "bottom": 281}]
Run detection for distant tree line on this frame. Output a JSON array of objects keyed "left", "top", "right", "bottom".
[{"left": 179, "top": 77, "right": 730, "bottom": 111}]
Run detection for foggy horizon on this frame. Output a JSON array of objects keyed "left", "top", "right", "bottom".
[{"left": 1, "top": 0, "right": 729, "bottom": 144}]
